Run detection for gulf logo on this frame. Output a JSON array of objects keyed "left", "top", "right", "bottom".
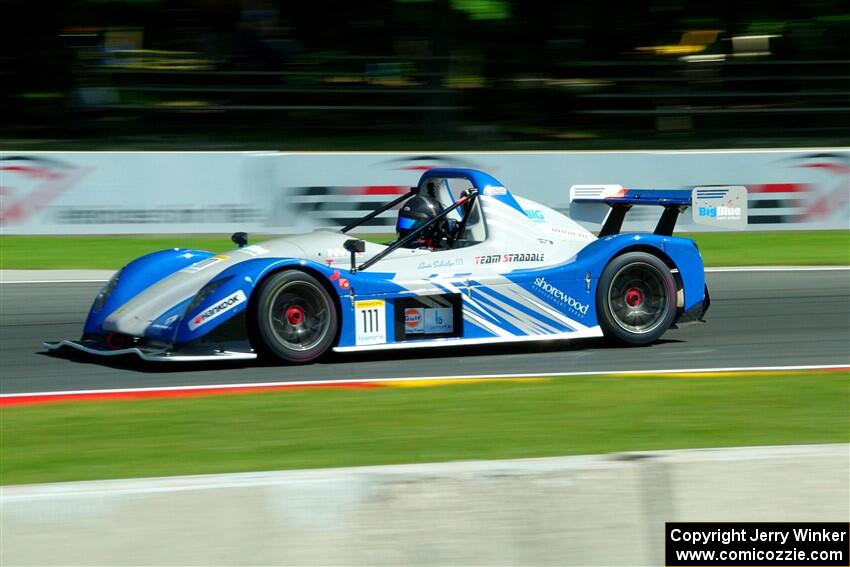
[{"left": 405, "top": 308, "right": 423, "bottom": 328}]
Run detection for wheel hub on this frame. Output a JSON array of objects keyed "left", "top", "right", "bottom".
[
  {"left": 285, "top": 306, "right": 306, "bottom": 325},
  {"left": 625, "top": 287, "right": 644, "bottom": 307}
]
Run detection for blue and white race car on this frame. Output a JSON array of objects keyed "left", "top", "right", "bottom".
[{"left": 46, "top": 168, "right": 746, "bottom": 363}]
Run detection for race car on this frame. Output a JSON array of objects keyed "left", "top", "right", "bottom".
[{"left": 45, "top": 168, "right": 746, "bottom": 363}]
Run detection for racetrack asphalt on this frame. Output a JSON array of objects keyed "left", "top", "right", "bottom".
[{"left": 1, "top": 270, "right": 848, "bottom": 395}]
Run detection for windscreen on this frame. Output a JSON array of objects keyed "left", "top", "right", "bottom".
[{"left": 420, "top": 177, "right": 486, "bottom": 243}]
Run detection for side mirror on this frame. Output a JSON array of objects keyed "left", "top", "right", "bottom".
[
  {"left": 231, "top": 232, "right": 248, "bottom": 248},
  {"left": 343, "top": 239, "right": 365, "bottom": 273},
  {"left": 343, "top": 239, "right": 366, "bottom": 253}
]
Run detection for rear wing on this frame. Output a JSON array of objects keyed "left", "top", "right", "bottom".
[{"left": 570, "top": 185, "right": 747, "bottom": 236}]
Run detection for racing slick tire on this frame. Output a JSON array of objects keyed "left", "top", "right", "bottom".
[
  {"left": 251, "top": 270, "right": 338, "bottom": 363},
  {"left": 597, "top": 252, "right": 677, "bottom": 346}
]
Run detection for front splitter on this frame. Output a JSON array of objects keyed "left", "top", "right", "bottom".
[{"left": 44, "top": 340, "right": 257, "bottom": 362}]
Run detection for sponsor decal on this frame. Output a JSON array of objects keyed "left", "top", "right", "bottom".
[
  {"left": 238, "top": 245, "right": 269, "bottom": 257},
  {"left": 327, "top": 247, "right": 365, "bottom": 258},
  {"left": 150, "top": 314, "right": 179, "bottom": 330},
  {"left": 482, "top": 185, "right": 507, "bottom": 196},
  {"left": 692, "top": 186, "right": 747, "bottom": 229},
  {"left": 404, "top": 307, "right": 453, "bottom": 335},
  {"left": 181, "top": 255, "right": 229, "bottom": 273},
  {"left": 697, "top": 203, "right": 742, "bottom": 219},
  {"left": 550, "top": 226, "right": 593, "bottom": 239},
  {"left": 405, "top": 308, "right": 423, "bottom": 329},
  {"left": 525, "top": 209, "right": 545, "bottom": 223},
  {"left": 474, "top": 253, "right": 545, "bottom": 265},
  {"left": 426, "top": 307, "right": 453, "bottom": 333},
  {"left": 533, "top": 276, "right": 589, "bottom": 317},
  {"left": 188, "top": 290, "right": 247, "bottom": 331},
  {"left": 329, "top": 270, "right": 349, "bottom": 289}
]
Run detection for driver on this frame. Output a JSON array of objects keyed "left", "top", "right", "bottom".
[{"left": 395, "top": 194, "right": 450, "bottom": 250}]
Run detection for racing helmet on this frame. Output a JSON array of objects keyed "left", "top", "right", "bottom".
[{"left": 396, "top": 194, "right": 444, "bottom": 243}]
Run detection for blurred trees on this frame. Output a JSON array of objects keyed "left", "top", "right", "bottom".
[{"left": 1, "top": 0, "right": 847, "bottom": 147}]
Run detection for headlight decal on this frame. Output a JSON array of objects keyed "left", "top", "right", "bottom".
[
  {"left": 92, "top": 269, "right": 123, "bottom": 313},
  {"left": 185, "top": 276, "right": 233, "bottom": 315}
]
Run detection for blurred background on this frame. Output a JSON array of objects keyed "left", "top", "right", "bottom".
[{"left": 2, "top": 0, "right": 848, "bottom": 150}]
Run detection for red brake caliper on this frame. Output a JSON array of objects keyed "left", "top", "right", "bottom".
[
  {"left": 285, "top": 306, "right": 305, "bottom": 325},
  {"left": 625, "top": 287, "right": 644, "bottom": 307}
]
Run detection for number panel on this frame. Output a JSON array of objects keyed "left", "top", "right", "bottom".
[{"left": 354, "top": 299, "right": 387, "bottom": 345}]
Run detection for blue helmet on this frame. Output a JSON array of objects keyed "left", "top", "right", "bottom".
[{"left": 396, "top": 194, "right": 444, "bottom": 241}]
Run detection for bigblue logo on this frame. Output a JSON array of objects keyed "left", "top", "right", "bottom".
[
  {"left": 698, "top": 205, "right": 742, "bottom": 219},
  {"left": 525, "top": 209, "right": 546, "bottom": 223}
]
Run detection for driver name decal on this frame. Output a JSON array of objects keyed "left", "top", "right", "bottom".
[{"left": 417, "top": 258, "right": 464, "bottom": 270}]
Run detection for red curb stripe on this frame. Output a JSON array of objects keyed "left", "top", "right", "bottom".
[
  {"left": 4, "top": 366, "right": 844, "bottom": 408},
  {"left": 0, "top": 382, "right": 384, "bottom": 407}
]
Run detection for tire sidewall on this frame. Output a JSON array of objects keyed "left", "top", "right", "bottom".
[
  {"left": 597, "top": 252, "right": 677, "bottom": 346},
  {"left": 252, "top": 270, "right": 338, "bottom": 363}
]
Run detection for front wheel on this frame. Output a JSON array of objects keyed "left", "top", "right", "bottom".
[
  {"left": 597, "top": 252, "right": 677, "bottom": 346},
  {"left": 251, "top": 271, "right": 338, "bottom": 363}
]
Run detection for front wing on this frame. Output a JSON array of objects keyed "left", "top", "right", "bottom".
[{"left": 43, "top": 339, "right": 257, "bottom": 362}]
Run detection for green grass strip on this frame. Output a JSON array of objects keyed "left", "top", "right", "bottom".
[
  {"left": 1, "top": 231, "right": 847, "bottom": 270},
  {"left": 0, "top": 234, "right": 385, "bottom": 270},
  {"left": 1, "top": 371, "right": 847, "bottom": 485},
  {"left": 689, "top": 230, "right": 849, "bottom": 267}
]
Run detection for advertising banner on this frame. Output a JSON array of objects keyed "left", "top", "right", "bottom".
[
  {"left": 0, "top": 152, "right": 277, "bottom": 234},
  {"left": 273, "top": 150, "right": 850, "bottom": 233},
  {"left": 2, "top": 149, "right": 847, "bottom": 234}
]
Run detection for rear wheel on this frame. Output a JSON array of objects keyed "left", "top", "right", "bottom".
[
  {"left": 597, "top": 252, "right": 676, "bottom": 346},
  {"left": 251, "top": 271, "right": 337, "bottom": 363}
]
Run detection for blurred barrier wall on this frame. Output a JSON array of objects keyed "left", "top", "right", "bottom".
[
  {"left": 0, "top": 152, "right": 277, "bottom": 235},
  {"left": 2, "top": 444, "right": 848, "bottom": 566},
  {"left": 2, "top": 150, "right": 848, "bottom": 234}
]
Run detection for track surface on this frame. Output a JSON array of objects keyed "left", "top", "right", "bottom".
[{"left": 1, "top": 271, "right": 848, "bottom": 395}]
